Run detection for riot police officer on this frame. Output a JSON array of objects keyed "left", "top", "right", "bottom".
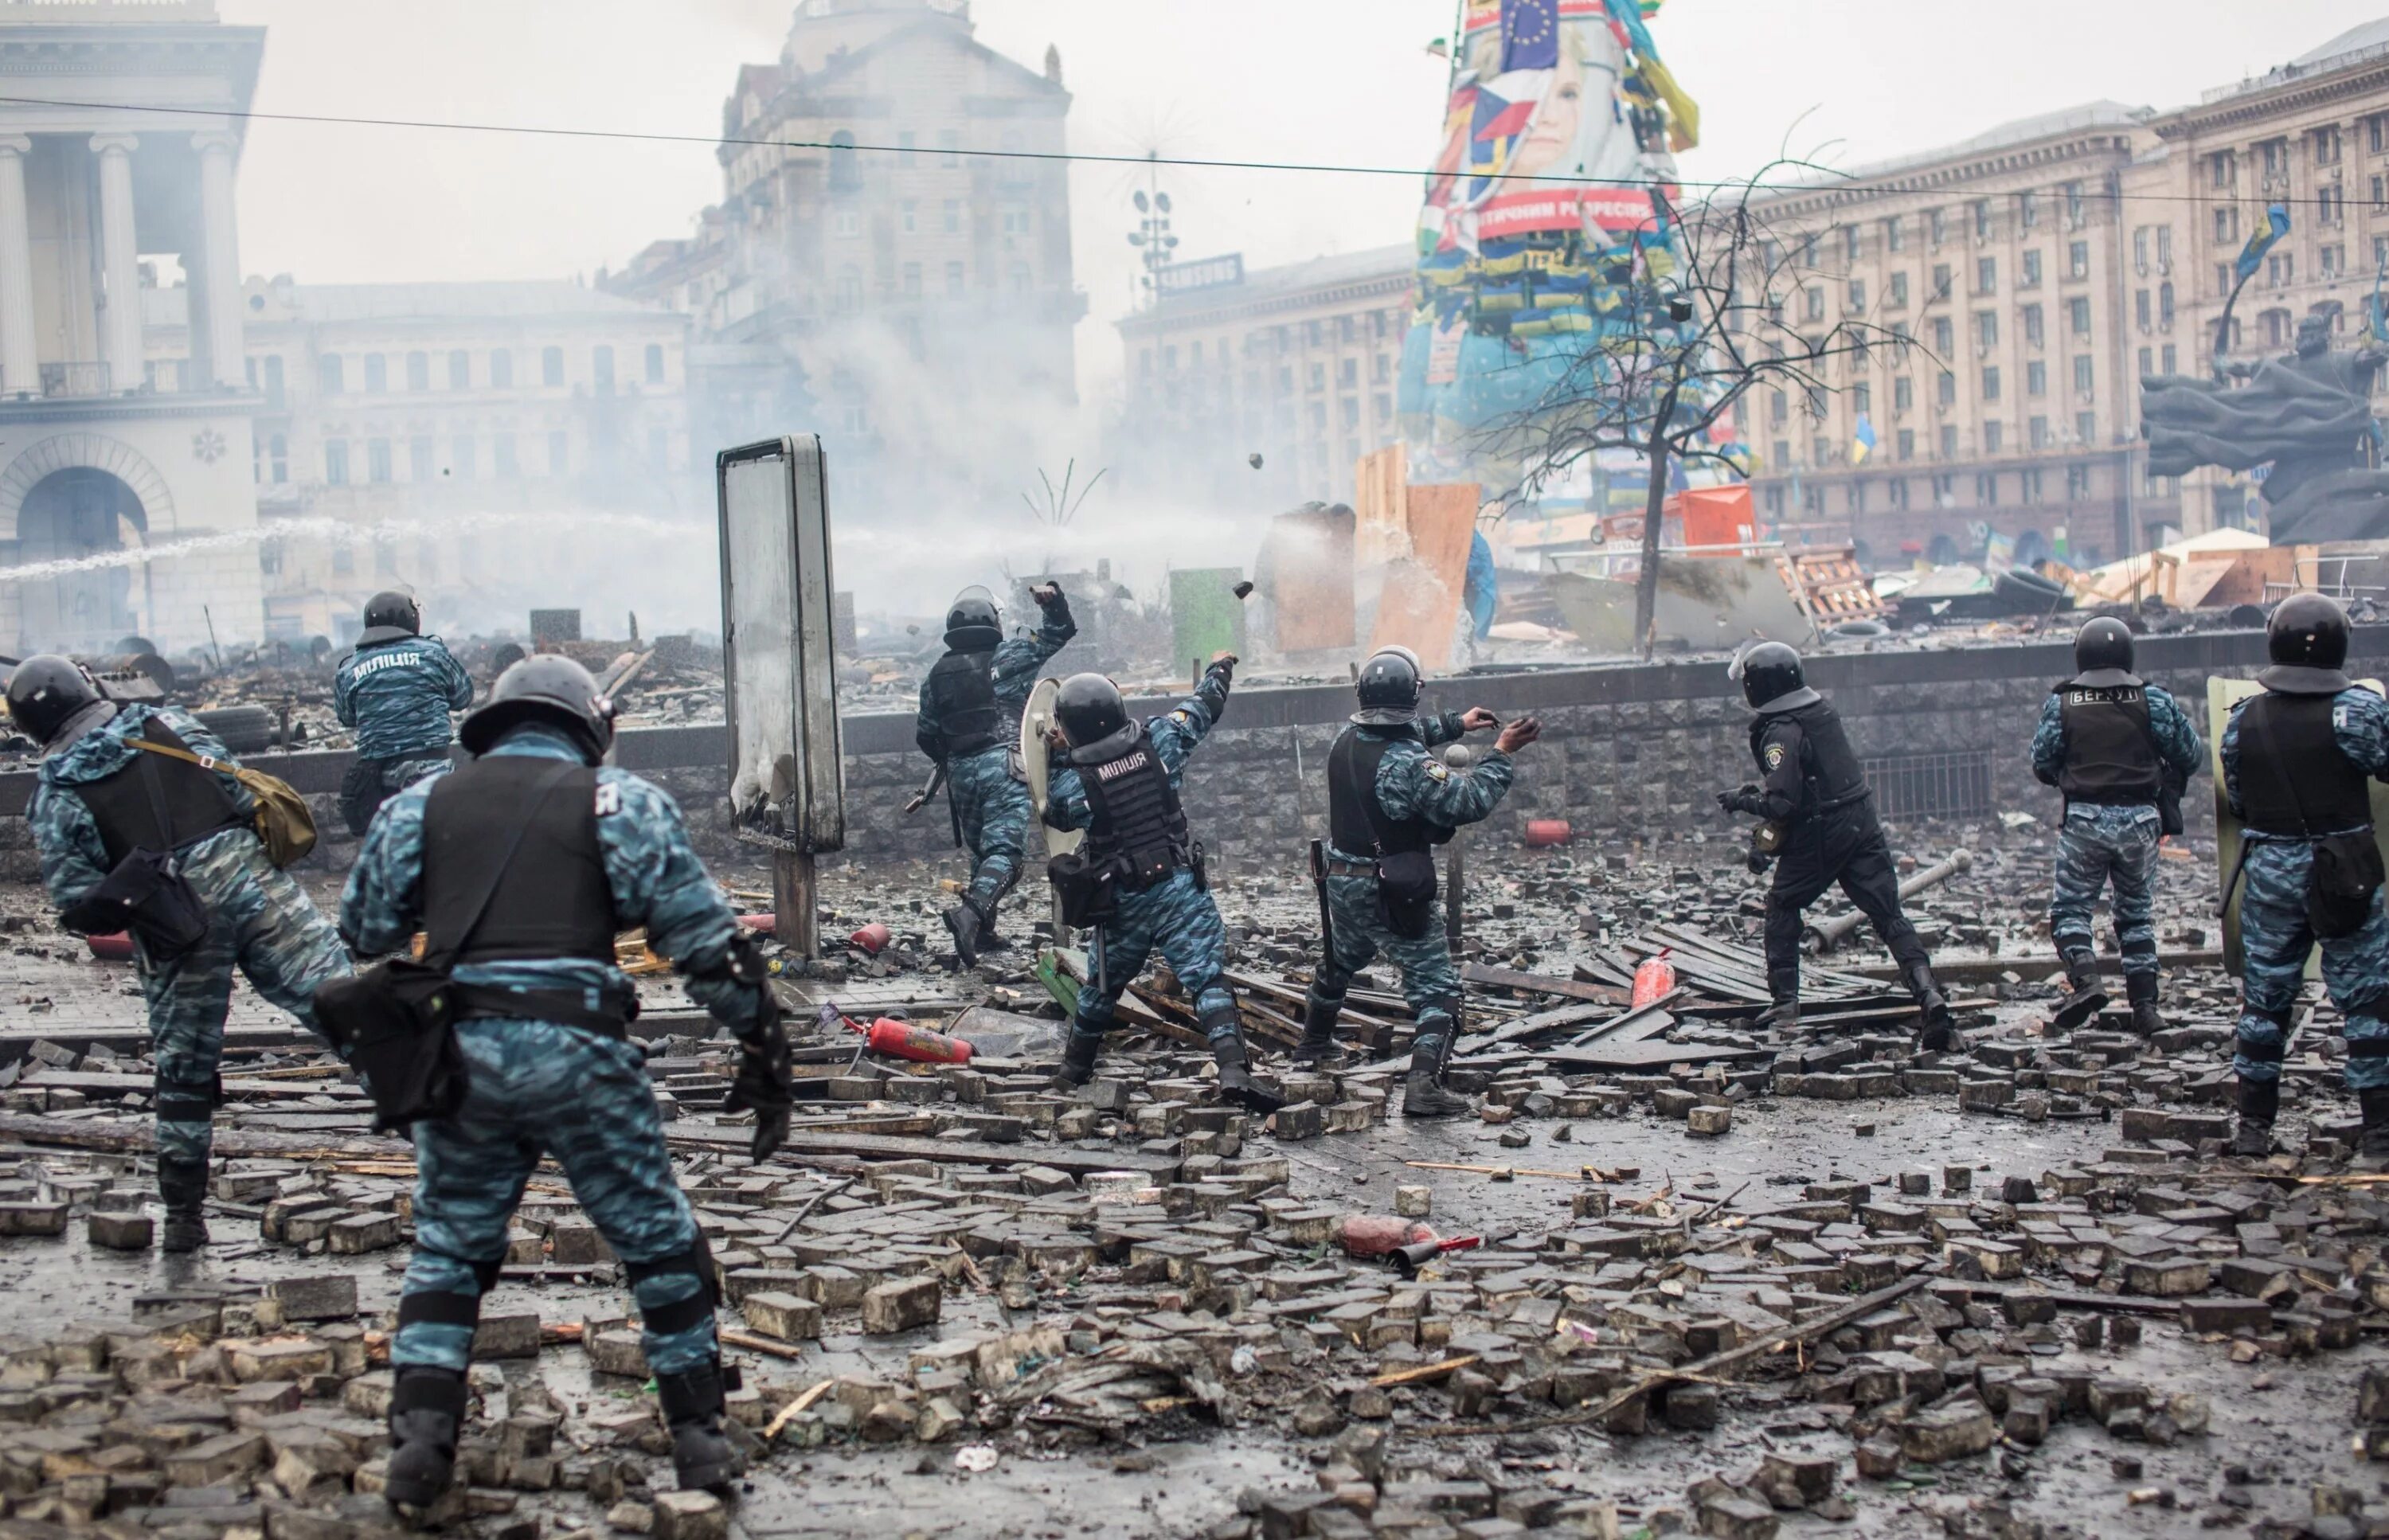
[
  {"left": 338, "top": 656, "right": 792, "bottom": 1511},
  {"left": 1299, "top": 647, "right": 1536, "bottom": 1118},
  {"left": 916, "top": 581, "right": 1076, "bottom": 964},
  {"left": 1042, "top": 655, "right": 1281, "bottom": 1112},
  {"left": 334, "top": 591, "right": 475, "bottom": 836},
  {"left": 1716, "top": 642, "right": 1957, "bottom": 1048},
  {"left": 8, "top": 656, "right": 351, "bottom": 1252},
  {"left": 2222, "top": 593, "right": 2389, "bottom": 1158},
  {"left": 2031, "top": 617, "right": 2205, "bottom": 1034}
]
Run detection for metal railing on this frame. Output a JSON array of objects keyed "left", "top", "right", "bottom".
[
  {"left": 39, "top": 361, "right": 111, "bottom": 398},
  {"left": 1864, "top": 751, "right": 1996, "bottom": 820}
]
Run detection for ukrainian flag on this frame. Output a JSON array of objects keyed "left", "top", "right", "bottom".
[{"left": 1851, "top": 414, "right": 1877, "bottom": 465}]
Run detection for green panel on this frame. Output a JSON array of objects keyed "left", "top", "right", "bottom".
[{"left": 1170, "top": 568, "right": 1248, "bottom": 676}]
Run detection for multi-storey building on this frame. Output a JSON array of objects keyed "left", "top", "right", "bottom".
[
  {"left": 1112, "top": 245, "right": 1414, "bottom": 509},
  {"left": 606, "top": 0, "right": 1081, "bottom": 514},
  {"left": 2138, "top": 19, "right": 2389, "bottom": 537},
  {"left": 1742, "top": 19, "right": 2389, "bottom": 570},
  {"left": 140, "top": 279, "right": 692, "bottom": 643},
  {"left": 0, "top": 0, "right": 265, "bottom": 655}
]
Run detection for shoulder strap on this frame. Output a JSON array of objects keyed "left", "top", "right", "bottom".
[
  {"left": 135, "top": 733, "right": 181, "bottom": 862},
  {"left": 426, "top": 760, "right": 585, "bottom": 968},
  {"left": 125, "top": 733, "right": 225, "bottom": 774}
]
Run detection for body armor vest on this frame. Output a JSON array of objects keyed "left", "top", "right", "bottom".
[
  {"left": 2055, "top": 674, "right": 2160, "bottom": 804},
  {"left": 75, "top": 720, "right": 248, "bottom": 868},
  {"left": 2238, "top": 690, "right": 2374, "bottom": 837},
  {"left": 1748, "top": 700, "right": 1869, "bottom": 822},
  {"left": 1079, "top": 728, "right": 1190, "bottom": 892},
  {"left": 1328, "top": 726, "right": 1453, "bottom": 856},
  {"left": 421, "top": 756, "right": 616, "bottom": 966},
  {"left": 923, "top": 651, "right": 1002, "bottom": 759}
]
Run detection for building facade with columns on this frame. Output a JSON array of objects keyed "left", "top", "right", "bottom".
[
  {"left": 0, "top": 0, "right": 264, "bottom": 655},
  {"left": 1111, "top": 244, "right": 1415, "bottom": 510}
]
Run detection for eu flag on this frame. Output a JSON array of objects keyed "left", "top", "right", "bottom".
[{"left": 1503, "top": 0, "right": 1560, "bottom": 71}]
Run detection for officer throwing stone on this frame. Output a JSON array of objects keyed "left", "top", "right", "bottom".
[
  {"left": 1043, "top": 654, "right": 1282, "bottom": 1112},
  {"left": 339, "top": 656, "right": 792, "bottom": 1511},
  {"left": 7, "top": 657, "right": 351, "bottom": 1252},
  {"left": 333, "top": 591, "right": 475, "bottom": 836},
  {"left": 917, "top": 581, "right": 1076, "bottom": 965},
  {"left": 2221, "top": 594, "right": 2389, "bottom": 1158},
  {"left": 1716, "top": 642, "right": 1957, "bottom": 1048},
  {"left": 1298, "top": 646, "right": 1537, "bottom": 1118},
  {"left": 2031, "top": 617, "right": 2205, "bottom": 1034}
]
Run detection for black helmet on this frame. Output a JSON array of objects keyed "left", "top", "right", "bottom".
[
  {"left": 1055, "top": 672, "right": 1131, "bottom": 758},
  {"left": 459, "top": 655, "right": 614, "bottom": 762},
  {"left": 944, "top": 585, "right": 1002, "bottom": 651},
  {"left": 3, "top": 655, "right": 104, "bottom": 746},
  {"left": 1732, "top": 640, "right": 1817, "bottom": 713},
  {"left": 1353, "top": 646, "right": 1424, "bottom": 726},
  {"left": 2074, "top": 616, "right": 2135, "bottom": 676},
  {"left": 2269, "top": 592, "right": 2350, "bottom": 670},
  {"left": 360, "top": 590, "right": 420, "bottom": 646}
]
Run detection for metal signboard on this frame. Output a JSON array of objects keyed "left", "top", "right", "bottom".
[
  {"left": 1155, "top": 253, "right": 1245, "bottom": 295},
  {"left": 717, "top": 436, "right": 845, "bottom": 950}
]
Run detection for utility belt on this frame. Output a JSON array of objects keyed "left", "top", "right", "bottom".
[
  {"left": 1049, "top": 839, "right": 1203, "bottom": 929},
  {"left": 1326, "top": 847, "right": 1437, "bottom": 941},
  {"left": 449, "top": 980, "right": 637, "bottom": 1042}
]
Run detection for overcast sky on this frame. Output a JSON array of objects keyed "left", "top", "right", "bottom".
[{"left": 216, "top": 0, "right": 2389, "bottom": 398}]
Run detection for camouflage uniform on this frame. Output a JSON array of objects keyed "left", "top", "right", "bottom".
[
  {"left": 26, "top": 705, "right": 351, "bottom": 1166},
  {"left": 1308, "top": 711, "right": 1518, "bottom": 1065},
  {"left": 1046, "top": 672, "right": 1234, "bottom": 1061},
  {"left": 2223, "top": 686, "right": 2389, "bottom": 1089},
  {"left": 341, "top": 724, "right": 775, "bottom": 1376},
  {"left": 2029, "top": 684, "right": 2205, "bottom": 983},
  {"left": 919, "top": 611, "right": 1076, "bottom": 928},
  {"left": 334, "top": 635, "right": 475, "bottom": 834}
]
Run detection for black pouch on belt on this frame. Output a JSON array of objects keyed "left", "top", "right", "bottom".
[
  {"left": 1375, "top": 850, "right": 1439, "bottom": 941},
  {"left": 315, "top": 958, "right": 467, "bottom": 1132},
  {"left": 1047, "top": 850, "right": 1116, "bottom": 928},
  {"left": 2310, "top": 830, "right": 2386, "bottom": 940}
]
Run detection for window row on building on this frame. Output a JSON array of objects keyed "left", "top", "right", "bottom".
[
  {"left": 258, "top": 343, "right": 671, "bottom": 405},
  {"left": 256, "top": 424, "right": 678, "bottom": 487}
]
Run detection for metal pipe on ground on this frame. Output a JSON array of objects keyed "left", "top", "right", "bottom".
[{"left": 1801, "top": 850, "right": 1973, "bottom": 955}]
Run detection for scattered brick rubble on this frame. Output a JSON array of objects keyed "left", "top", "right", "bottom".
[{"left": 2, "top": 827, "right": 2386, "bottom": 1538}]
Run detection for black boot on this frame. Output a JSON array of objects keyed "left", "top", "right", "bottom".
[
  {"left": 655, "top": 1360, "right": 744, "bottom": 1494},
  {"left": 1055, "top": 1025, "right": 1102, "bottom": 1088},
  {"left": 942, "top": 901, "right": 985, "bottom": 969},
  {"left": 1402, "top": 1002, "right": 1471, "bottom": 1120},
  {"left": 384, "top": 1366, "right": 469, "bottom": 1514},
  {"left": 2232, "top": 1077, "right": 2280, "bottom": 1158},
  {"left": 1291, "top": 990, "right": 1346, "bottom": 1069},
  {"left": 1203, "top": 1006, "right": 1286, "bottom": 1115},
  {"left": 2362, "top": 1088, "right": 2389, "bottom": 1162},
  {"left": 1754, "top": 970, "right": 1799, "bottom": 1032},
  {"left": 157, "top": 1158, "right": 210, "bottom": 1253},
  {"left": 2050, "top": 956, "right": 2109, "bottom": 1032},
  {"left": 1904, "top": 960, "right": 1957, "bottom": 1053},
  {"left": 2124, "top": 971, "right": 2165, "bottom": 1038}
]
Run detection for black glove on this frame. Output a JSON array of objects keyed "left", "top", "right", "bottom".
[
  {"left": 1207, "top": 656, "right": 1236, "bottom": 686},
  {"left": 1715, "top": 785, "right": 1760, "bottom": 817},
  {"left": 1033, "top": 584, "right": 1072, "bottom": 623},
  {"left": 723, "top": 1021, "right": 793, "bottom": 1163},
  {"left": 1746, "top": 851, "right": 1774, "bottom": 876}
]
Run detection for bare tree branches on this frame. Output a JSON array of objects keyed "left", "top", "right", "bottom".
[{"left": 1457, "top": 158, "right": 1922, "bottom": 655}]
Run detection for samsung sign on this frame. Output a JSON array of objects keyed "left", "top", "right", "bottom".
[{"left": 1155, "top": 254, "right": 1245, "bottom": 295}]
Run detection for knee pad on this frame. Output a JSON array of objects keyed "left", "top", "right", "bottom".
[
  {"left": 153, "top": 1072, "right": 223, "bottom": 1128},
  {"left": 2235, "top": 1008, "right": 2292, "bottom": 1064},
  {"left": 626, "top": 1232, "right": 722, "bottom": 1335},
  {"left": 396, "top": 1249, "right": 501, "bottom": 1333}
]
